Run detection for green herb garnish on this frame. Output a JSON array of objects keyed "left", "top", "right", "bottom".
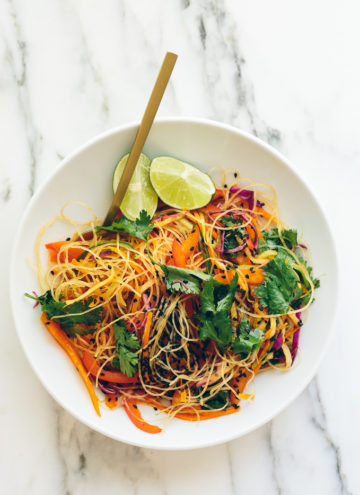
[
  {"left": 112, "top": 321, "right": 140, "bottom": 377},
  {"left": 231, "top": 319, "right": 264, "bottom": 355},
  {"left": 96, "top": 210, "right": 154, "bottom": 241},
  {"left": 25, "top": 290, "right": 102, "bottom": 335},
  {"left": 198, "top": 273, "right": 238, "bottom": 349}
]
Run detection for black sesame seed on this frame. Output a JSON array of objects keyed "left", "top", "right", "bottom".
[
  {"left": 245, "top": 274, "right": 249, "bottom": 279},
  {"left": 234, "top": 172, "right": 238, "bottom": 178},
  {"left": 224, "top": 184, "right": 227, "bottom": 188},
  {"left": 66, "top": 237, "right": 71, "bottom": 241},
  {"left": 108, "top": 265, "right": 111, "bottom": 269},
  {"left": 50, "top": 270, "right": 55, "bottom": 275},
  {"left": 190, "top": 246, "right": 194, "bottom": 251},
  {"left": 107, "top": 398, "right": 111, "bottom": 402}
]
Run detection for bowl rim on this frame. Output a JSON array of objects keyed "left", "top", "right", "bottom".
[{"left": 10, "top": 116, "right": 340, "bottom": 450}]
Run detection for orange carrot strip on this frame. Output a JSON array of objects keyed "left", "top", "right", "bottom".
[
  {"left": 174, "top": 407, "right": 238, "bottom": 421},
  {"left": 45, "top": 241, "right": 84, "bottom": 263},
  {"left": 238, "top": 267, "right": 265, "bottom": 285},
  {"left": 123, "top": 399, "right": 162, "bottom": 434},
  {"left": 258, "top": 339, "right": 271, "bottom": 360},
  {"left": 83, "top": 351, "right": 138, "bottom": 384},
  {"left": 251, "top": 216, "right": 264, "bottom": 241},
  {"left": 105, "top": 395, "right": 119, "bottom": 409},
  {"left": 172, "top": 239, "right": 186, "bottom": 267},
  {"left": 230, "top": 369, "right": 252, "bottom": 405},
  {"left": 142, "top": 312, "right": 153, "bottom": 348},
  {"left": 40, "top": 313, "right": 100, "bottom": 416},
  {"left": 213, "top": 270, "right": 235, "bottom": 284},
  {"left": 256, "top": 206, "right": 276, "bottom": 222},
  {"left": 182, "top": 225, "right": 200, "bottom": 258}
]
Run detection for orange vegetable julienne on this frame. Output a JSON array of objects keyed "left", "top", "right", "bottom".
[
  {"left": 40, "top": 313, "right": 100, "bottom": 416},
  {"left": 230, "top": 369, "right": 252, "bottom": 405},
  {"left": 238, "top": 267, "right": 265, "bottom": 285},
  {"left": 182, "top": 224, "right": 200, "bottom": 258},
  {"left": 172, "top": 239, "right": 186, "bottom": 267},
  {"left": 142, "top": 311, "right": 153, "bottom": 348},
  {"left": 105, "top": 395, "right": 119, "bottom": 409},
  {"left": 256, "top": 206, "right": 276, "bottom": 222},
  {"left": 82, "top": 351, "right": 138, "bottom": 384},
  {"left": 45, "top": 241, "right": 84, "bottom": 263},
  {"left": 251, "top": 215, "right": 264, "bottom": 241},
  {"left": 174, "top": 407, "right": 238, "bottom": 421},
  {"left": 123, "top": 399, "right": 162, "bottom": 434},
  {"left": 213, "top": 270, "right": 235, "bottom": 284}
]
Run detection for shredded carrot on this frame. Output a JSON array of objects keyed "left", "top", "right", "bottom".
[
  {"left": 105, "top": 395, "right": 118, "bottom": 409},
  {"left": 182, "top": 224, "right": 200, "bottom": 258},
  {"left": 40, "top": 313, "right": 100, "bottom": 416},
  {"left": 172, "top": 239, "right": 186, "bottom": 267},
  {"left": 256, "top": 206, "right": 276, "bottom": 222},
  {"left": 142, "top": 312, "right": 153, "bottom": 348}
]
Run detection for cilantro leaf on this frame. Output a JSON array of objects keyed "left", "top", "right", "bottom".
[
  {"left": 220, "top": 216, "right": 245, "bottom": 253},
  {"left": 159, "top": 265, "right": 212, "bottom": 295},
  {"left": 201, "top": 390, "right": 230, "bottom": 410},
  {"left": 25, "top": 290, "right": 102, "bottom": 335},
  {"left": 258, "top": 228, "right": 298, "bottom": 254},
  {"left": 198, "top": 273, "right": 238, "bottom": 349},
  {"left": 255, "top": 250, "right": 299, "bottom": 314},
  {"left": 97, "top": 210, "right": 154, "bottom": 241},
  {"left": 113, "top": 322, "right": 140, "bottom": 377},
  {"left": 232, "top": 320, "right": 264, "bottom": 354}
]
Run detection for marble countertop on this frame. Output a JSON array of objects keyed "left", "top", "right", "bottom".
[{"left": 1, "top": 1, "right": 359, "bottom": 493}]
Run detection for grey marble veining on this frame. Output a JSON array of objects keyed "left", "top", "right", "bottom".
[{"left": 1, "top": 0, "right": 359, "bottom": 494}]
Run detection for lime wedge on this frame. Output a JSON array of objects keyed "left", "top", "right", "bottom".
[
  {"left": 112, "top": 152, "right": 158, "bottom": 220},
  {"left": 149, "top": 156, "right": 215, "bottom": 210}
]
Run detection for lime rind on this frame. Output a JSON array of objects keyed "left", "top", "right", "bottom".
[
  {"left": 112, "top": 152, "right": 158, "bottom": 221},
  {"left": 149, "top": 156, "right": 215, "bottom": 210}
]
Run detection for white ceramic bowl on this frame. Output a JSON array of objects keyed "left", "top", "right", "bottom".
[{"left": 10, "top": 118, "right": 338, "bottom": 450}]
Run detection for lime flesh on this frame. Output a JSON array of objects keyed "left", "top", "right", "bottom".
[
  {"left": 149, "top": 156, "right": 215, "bottom": 210},
  {"left": 112, "top": 152, "right": 158, "bottom": 220}
]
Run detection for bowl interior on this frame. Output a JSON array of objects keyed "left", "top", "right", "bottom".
[{"left": 10, "top": 119, "right": 338, "bottom": 450}]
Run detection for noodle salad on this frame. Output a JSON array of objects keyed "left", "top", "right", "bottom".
[{"left": 26, "top": 166, "right": 319, "bottom": 434}]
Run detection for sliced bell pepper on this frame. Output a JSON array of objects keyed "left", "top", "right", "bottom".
[
  {"left": 172, "top": 239, "right": 186, "bottom": 267},
  {"left": 45, "top": 241, "right": 84, "bottom": 263},
  {"left": 123, "top": 399, "right": 162, "bottom": 434},
  {"left": 82, "top": 351, "right": 138, "bottom": 384},
  {"left": 182, "top": 225, "right": 200, "bottom": 257},
  {"left": 40, "top": 313, "right": 100, "bottom": 416}
]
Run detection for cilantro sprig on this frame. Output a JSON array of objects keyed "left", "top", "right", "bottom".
[
  {"left": 231, "top": 319, "right": 264, "bottom": 355},
  {"left": 159, "top": 265, "right": 212, "bottom": 294},
  {"left": 112, "top": 322, "right": 140, "bottom": 377},
  {"left": 200, "top": 390, "right": 230, "bottom": 410},
  {"left": 198, "top": 273, "right": 238, "bottom": 349},
  {"left": 220, "top": 216, "right": 245, "bottom": 253},
  {"left": 97, "top": 210, "right": 154, "bottom": 241},
  {"left": 258, "top": 228, "right": 298, "bottom": 252},
  {"left": 25, "top": 290, "right": 102, "bottom": 335},
  {"left": 255, "top": 250, "right": 299, "bottom": 314}
]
